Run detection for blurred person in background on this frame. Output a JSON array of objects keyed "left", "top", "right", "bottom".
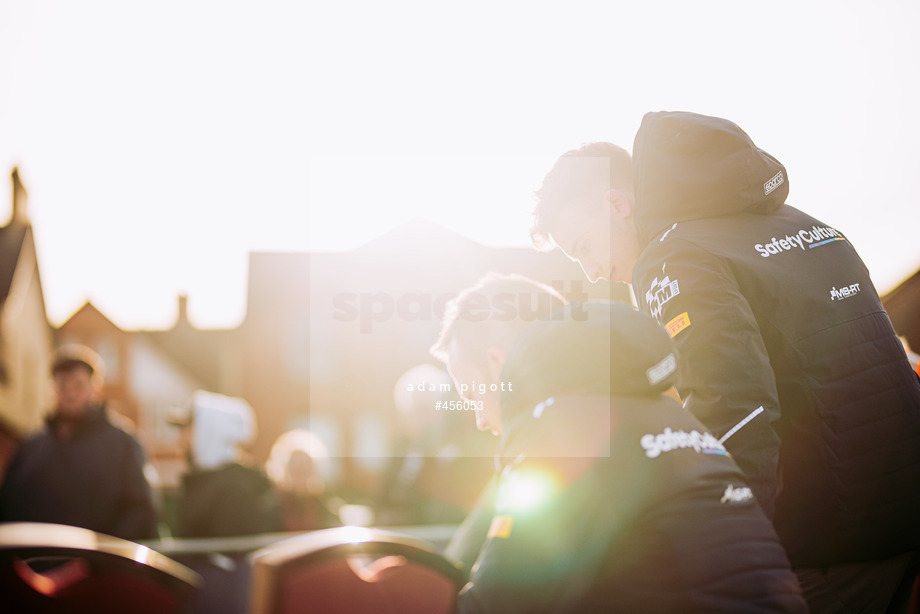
[
  {"left": 265, "top": 429, "right": 341, "bottom": 531},
  {"left": 0, "top": 344, "right": 158, "bottom": 540},
  {"left": 456, "top": 302, "right": 807, "bottom": 613},
  {"left": 172, "top": 390, "right": 280, "bottom": 538},
  {"left": 429, "top": 272, "right": 567, "bottom": 574}
]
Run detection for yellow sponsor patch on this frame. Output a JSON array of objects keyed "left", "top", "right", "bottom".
[
  {"left": 487, "top": 515, "right": 514, "bottom": 539},
  {"left": 665, "top": 312, "right": 691, "bottom": 338}
]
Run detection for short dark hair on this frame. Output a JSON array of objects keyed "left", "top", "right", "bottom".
[
  {"left": 531, "top": 142, "right": 633, "bottom": 251},
  {"left": 430, "top": 273, "right": 567, "bottom": 370}
]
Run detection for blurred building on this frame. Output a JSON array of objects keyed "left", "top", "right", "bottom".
[
  {"left": 0, "top": 169, "right": 55, "bottom": 476},
  {"left": 54, "top": 219, "right": 629, "bottom": 500},
  {"left": 882, "top": 267, "right": 920, "bottom": 356}
]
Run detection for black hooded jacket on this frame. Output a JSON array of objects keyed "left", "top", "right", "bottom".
[
  {"left": 0, "top": 406, "right": 158, "bottom": 540},
  {"left": 457, "top": 303, "right": 806, "bottom": 613},
  {"left": 631, "top": 111, "right": 920, "bottom": 567}
]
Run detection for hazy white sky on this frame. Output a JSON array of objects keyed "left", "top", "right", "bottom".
[{"left": 1, "top": 0, "right": 918, "bottom": 329}]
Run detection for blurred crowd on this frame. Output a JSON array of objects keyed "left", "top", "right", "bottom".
[{"left": 0, "top": 344, "right": 490, "bottom": 544}]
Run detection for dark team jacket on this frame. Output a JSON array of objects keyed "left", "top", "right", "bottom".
[
  {"left": 175, "top": 462, "right": 281, "bottom": 538},
  {"left": 458, "top": 393, "right": 806, "bottom": 614},
  {"left": 631, "top": 110, "right": 920, "bottom": 567},
  {"left": 0, "top": 406, "right": 158, "bottom": 540}
]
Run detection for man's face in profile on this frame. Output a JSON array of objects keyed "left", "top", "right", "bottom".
[
  {"left": 547, "top": 190, "right": 640, "bottom": 285},
  {"left": 447, "top": 339, "right": 503, "bottom": 437}
]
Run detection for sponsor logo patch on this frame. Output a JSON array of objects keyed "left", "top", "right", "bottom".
[
  {"left": 646, "top": 353, "right": 677, "bottom": 386},
  {"left": 665, "top": 312, "right": 691, "bottom": 338},
  {"left": 830, "top": 283, "right": 861, "bottom": 301},
  {"left": 720, "top": 484, "right": 754, "bottom": 505},
  {"left": 640, "top": 428, "right": 729, "bottom": 459},
  {"left": 645, "top": 275, "right": 680, "bottom": 321},
  {"left": 754, "top": 225, "right": 846, "bottom": 258},
  {"left": 764, "top": 170, "right": 784, "bottom": 196},
  {"left": 487, "top": 515, "right": 514, "bottom": 539}
]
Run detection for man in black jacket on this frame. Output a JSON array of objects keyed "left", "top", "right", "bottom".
[
  {"left": 455, "top": 301, "right": 806, "bottom": 613},
  {"left": 530, "top": 111, "right": 920, "bottom": 612},
  {"left": 430, "top": 272, "right": 568, "bottom": 576},
  {"left": 0, "top": 344, "right": 158, "bottom": 540}
]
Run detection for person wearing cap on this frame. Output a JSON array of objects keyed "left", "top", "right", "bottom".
[
  {"left": 455, "top": 301, "right": 806, "bottom": 613},
  {"left": 428, "top": 272, "right": 568, "bottom": 574},
  {"left": 530, "top": 112, "right": 920, "bottom": 612},
  {"left": 0, "top": 344, "right": 158, "bottom": 540}
]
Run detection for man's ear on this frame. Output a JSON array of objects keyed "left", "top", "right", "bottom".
[
  {"left": 486, "top": 347, "right": 506, "bottom": 381},
  {"left": 91, "top": 377, "right": 105, "bottom": 401},
  {"left": 605, "top": 188, "right": 634, "bottom": 219}
]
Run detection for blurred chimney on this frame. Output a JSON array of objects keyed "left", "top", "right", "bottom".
[
  {"left": 11, "top": 167, "right": 28, "bottom": 227},
  {"left": 176, "top": 294, "right": 189, "bottom": 327}
]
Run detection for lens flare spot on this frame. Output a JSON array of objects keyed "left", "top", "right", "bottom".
[{"left": 496, "top": 470, "right": 556, "bottom": 512}]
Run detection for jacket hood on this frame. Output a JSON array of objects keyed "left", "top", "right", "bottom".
[
  {"left": 500, "top": 301, "right": 677, "bottom": 423},
  {"left": 632, "top": 111, "right": 789, "bottom": 246}
]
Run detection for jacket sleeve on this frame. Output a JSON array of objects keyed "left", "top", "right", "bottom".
[
  {"left": 0, "top": 444, "right": 24, "bottom": 521},
  {"left": 634, "top": 239, "right": 781, "bottom": 517},
  {"left": 110, "top": 434, "right": 159, "bottom": 540},
  {"left": 456, "top": 457, "right": 611, "bottom": 614},
  {"left": 445, "top": 475, "right": 498, "bottom": 577}
]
